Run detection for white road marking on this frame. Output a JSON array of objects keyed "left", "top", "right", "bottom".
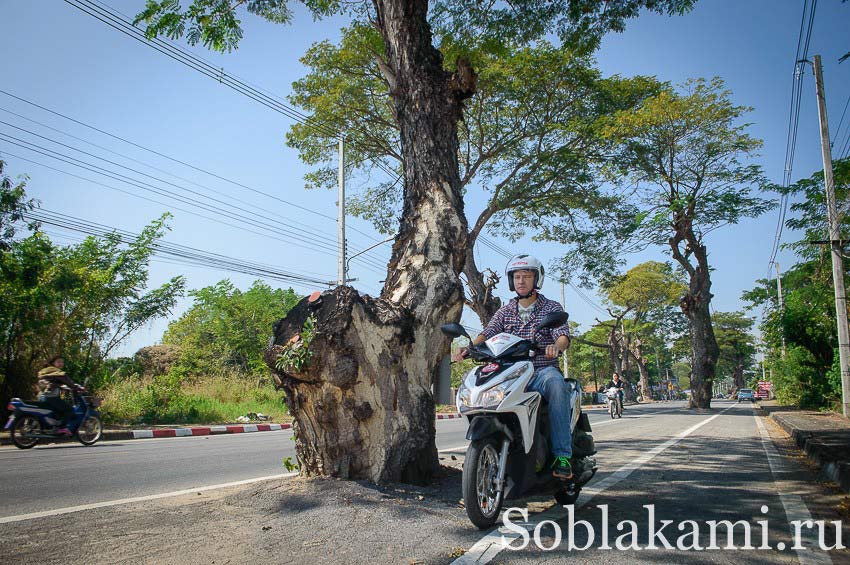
[
  {"left": 453, "top": 404, "right": 736, "bottom": 564},
  {"left": 754, "top": 408, "right": 832, "bottom": 565},
  {"left": 0, "top": 473, "right": 297, "bottom": 525}
]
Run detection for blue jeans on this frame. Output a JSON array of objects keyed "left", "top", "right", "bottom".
[{"left": 528, "top": 365, "right": 572, "bottom": 458}]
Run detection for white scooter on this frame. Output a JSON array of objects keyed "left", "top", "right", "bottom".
[
  {"left": 605, "top": 386, "right": 623, "bottom": 419},
  {"left": 442, "top": 312, "right": 597, "bottom": 529}
]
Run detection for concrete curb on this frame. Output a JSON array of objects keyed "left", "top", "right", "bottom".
[
  {"left": 763, "top": 406, "right": 850, "bottom": 494},
  {"left": 2, "top": 415, "right": 465, "bottom": 446}
]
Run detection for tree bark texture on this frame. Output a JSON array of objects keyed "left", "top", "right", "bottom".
[
  {"left": 265, "top": 0, "right": 474, "bottom": 484},
  {"left": 670, "top": 226, "right": 720, "bottom": 409},
  {"left": 627, "top": 341, "right": 652, "bottom": 401}
]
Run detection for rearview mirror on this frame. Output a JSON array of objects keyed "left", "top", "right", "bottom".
[
  {"left": 440, "top": 323, "right": 470, "bottom": 340},
  {"left": 537, "top": 311, "right": 569, "bottom": 331}
]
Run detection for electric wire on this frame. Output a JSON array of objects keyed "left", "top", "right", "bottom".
[
  {"left": 27, "top": 208, "right": 335, "bottom": 288},
  {"left": 0, "top": 119, "right": 389, "bottom": 270},
  {"left": 64, "top": 1, "right": 402, "bottom": 205},
  {"left": 767, "top": 0, "right": 817, "bottom": 276},
  {"left": 0, "top": 147, "right": 389, "bottom": 277},
  {"left": 0, "top": 133, "right": 389, "bottom": 273},
  {"left": 0, "top": 90, "right": 390, "bottom": 254}
]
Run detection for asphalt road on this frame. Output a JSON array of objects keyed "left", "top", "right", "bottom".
[
  {"left": 0, "top": 402, "right": 648, "bottom": 519},
  {"left": 2, "top": 401, "right": 848, "bottom": 564}
]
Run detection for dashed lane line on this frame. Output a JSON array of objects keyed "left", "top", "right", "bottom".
[{"left": 452, "top": 404, "right": 737, "bottom": 564}]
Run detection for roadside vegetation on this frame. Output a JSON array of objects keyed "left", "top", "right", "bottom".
[
  {"left": 743, "top": 158, "right": 850, "bottom": 410},
  {"left": 0, "top": 163, "right": 298, "bottom": 424},
  {"left": 96, "top": 280, "right": 301, "bottom": 424}
]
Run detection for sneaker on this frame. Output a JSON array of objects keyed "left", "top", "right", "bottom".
[
  {"left": 551, "top": 456, "right": 573, "bottom": 480},
  {"left": 56, "top": 428, "right": 72, "bottom": 436}
]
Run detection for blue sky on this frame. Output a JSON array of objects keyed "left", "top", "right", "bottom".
[{"left": 1, "top": 0, "right": 848, "bottom": 355}]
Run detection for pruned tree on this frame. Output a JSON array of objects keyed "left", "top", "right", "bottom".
[
  {"left": 602, "top": 77, "right": 774, "bottom": 409},
  {"left": 602, "top": 261, "right": 686, "bottom": 400},
  {"left": 135, "top": 0, "right": 696, "bottom": 483}
]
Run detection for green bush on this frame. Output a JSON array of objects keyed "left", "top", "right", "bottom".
[
  {"left": 771, "top": 345, "right": 838, "bottom": 409},
  {"left": 99, "top": 373, "right": 288, "bottom": 425}
]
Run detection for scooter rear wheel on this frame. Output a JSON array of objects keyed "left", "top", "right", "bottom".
[
  {"left": 462, "top": 438, "right": 503, "bottom": 529},
  {"left": 11, "top": 415, "right": 41, "bottom": 449}
]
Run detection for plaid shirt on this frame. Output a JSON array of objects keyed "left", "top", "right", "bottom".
[{"left": 481, "top": 293, "right": 570, "bottom": 369}]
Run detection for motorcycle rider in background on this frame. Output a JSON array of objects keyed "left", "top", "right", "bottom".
[
  {"left": 452, "top": 254, "right": 573, "bottom": 480},
  {"left": 36, "top": 356, "right": 77, "bottom": 436},
  {"left": 605, "top": 372, "right": 626, "bottom": 412}
]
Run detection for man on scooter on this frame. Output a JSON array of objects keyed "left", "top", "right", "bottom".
[{"left": 453, "top": 255, "right": 573, "bottom": 480}]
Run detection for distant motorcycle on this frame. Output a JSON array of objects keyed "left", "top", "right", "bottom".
[
  {"left": 5, "top": 385, "right": 103, "bottom": 449},
  {"left": 604, "top": 387, "right": 623, "bottom": 419},
  {"left": 443, "top": 312, "right": 598, "bottom": 529}
]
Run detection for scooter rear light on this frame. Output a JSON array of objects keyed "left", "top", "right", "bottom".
[{"left": 6, "top": 403, "right": 13, "bottom": 411}]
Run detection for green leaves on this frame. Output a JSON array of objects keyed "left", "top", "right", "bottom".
[
  {"left": 0, "top": 160, "right": 38, "bottom": 250},
  {"left": 135, "top": 0, "right": 294, "bottom": 52},
  {"left": 603, "top": 77, "right": 773, "bottom": 243},
  {"left": 0, "top": 189, "right": 185, "bottom": 398},
  {"left": 164, "top": 279, "right": 301, "bottom": 378},
  {"left": 275, "top": 314, "right": 317, "bottom": 373}
]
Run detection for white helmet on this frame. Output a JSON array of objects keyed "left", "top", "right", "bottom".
[{"left": 506, "top": 254, "right": 544, "bottom": 293}]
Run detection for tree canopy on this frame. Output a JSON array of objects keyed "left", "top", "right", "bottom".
[
  {"left": 163, "top": 279, "right": 301, "bottom": 379},
  {"left": 597, "top": 77, "right": 774, "bottom": 407}
]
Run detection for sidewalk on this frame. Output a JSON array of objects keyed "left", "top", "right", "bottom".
[{"left": 758, "top": 400, "right": 850, "bottom": 493}]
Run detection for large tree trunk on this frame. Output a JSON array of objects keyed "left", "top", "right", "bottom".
[
  {"left": 673, "top": 233, "right": 720, "bottom": 409},
  {"left": 732, "top": 362, "right": 745, "bottom": 390},
  {"left": 265, "top": 0, "right": 474, "bottom": 484},
  {"left": 627, "top": 342, "right": 652, "bottom": 402}
]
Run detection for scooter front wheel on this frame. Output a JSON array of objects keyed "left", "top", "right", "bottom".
[
  {"left": 462, "top": 438, "right": 504, "bottom": 529},
  {"left": 76, "top": 415, "right": 102, "bottom": 446},
  {"left": 554, "top": 487, "right": 581, "bottom": 506},
  {"left": 11, "top": 415, "right": 41, "bottom": 449}
]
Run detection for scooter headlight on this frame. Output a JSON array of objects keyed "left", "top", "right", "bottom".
[
  {"left": 477, "top": 386, "right": 506, "bottom": 408},
  {"left": 457, "top": 384, "right": 472, "bottom": 409}
]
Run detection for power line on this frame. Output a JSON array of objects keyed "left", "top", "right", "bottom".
[
  {"left": 0, "top": 89, "right": 388, "bottom": 249},
  {"left": 0, "top": 146, "right": 390, "bottom": 277},
  {"left": 28, "top": 208, "right": 335, "bottom": 289},
  {"left": 768, "top": 0, "right": 818, "bottom": 276},
  {"left": 64, "top": 0, "right": 403, "bottom": 216},
  {"left": 0, "top": 132, "right": 389, "bottom": 272},
  {"left": 832, "top": 92, "right": 850, "bottom": 148}
]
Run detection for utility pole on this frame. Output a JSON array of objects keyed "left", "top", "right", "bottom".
[
  {"left": 775, "top": 262, "right": 787, "bottom": 358},
  {"left": 814, "top": 55, "right": 850, "bottom": 418},
  {"left": 655, "top": 346, "right": 664, "bottom": 400},
  {"left": 561, "top": 280, "right": 569, "bottom": 379},
  {"left": 337, "top": 137, "right": 346, "bottom": 286}
]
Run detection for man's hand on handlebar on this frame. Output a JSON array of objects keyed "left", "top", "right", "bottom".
[
  {"left": 544, "top": 344, "right": 563, "bottom": 359},
  {"left": 451, "top": 348, "right": 469, "bottom": 363}
]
